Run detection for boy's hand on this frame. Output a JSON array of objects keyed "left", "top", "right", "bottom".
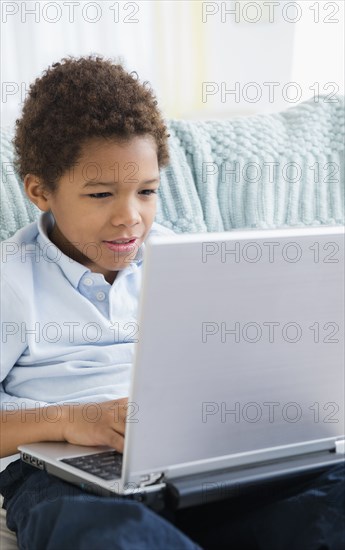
[{"left": 61, "top": 398, "right": 128, "bottom": 453}]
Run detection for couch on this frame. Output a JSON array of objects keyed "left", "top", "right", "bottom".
[{"left": 1, "top": 95, "right": 344, "bottom": 549}]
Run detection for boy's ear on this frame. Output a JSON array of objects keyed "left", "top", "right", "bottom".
[{"left": 24, "top": 174, "right": 52, "bottom": 211}]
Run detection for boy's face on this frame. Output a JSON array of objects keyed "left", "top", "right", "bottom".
[{"left": 28, "top": 136, "right": 160, "bottom": 284}]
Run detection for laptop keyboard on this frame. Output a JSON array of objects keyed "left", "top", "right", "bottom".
[{"left": 61, "top": 450, "right": 123, "bottom": 480}]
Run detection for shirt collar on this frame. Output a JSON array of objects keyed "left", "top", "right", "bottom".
[{"left": 36, "top": 212, "right": 144, "bottom": 288}]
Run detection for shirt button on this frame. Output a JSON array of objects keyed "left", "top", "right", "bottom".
[
  {"left": 83, "top": 277, "right": 93, "bottom": 286},
  {"left": 96, "top": 291, "right": 106, "bottom": 301}
]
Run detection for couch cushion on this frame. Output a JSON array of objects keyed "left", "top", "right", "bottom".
[
  {"left": 165, "top": 96, "right": 344, "bottom": 232},
  {"left": 1, "top": 96, "right": 344, "bottom": 241},
  {"left": 0, "top": 497, "right": 18, "bottom": 550},
  {"left": 1, "top": 127, "right": 41, "bottom": 241}
]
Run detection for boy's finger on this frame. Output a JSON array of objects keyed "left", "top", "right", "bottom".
[
  {"left": 106, "top": 399, "right": 128, "bottom": 422},
  {"left": 109, "top": 430, "right": 125, "bottom": 453},
  {"left": 113, "top": 418, "right": 126, "bottom": 436}
]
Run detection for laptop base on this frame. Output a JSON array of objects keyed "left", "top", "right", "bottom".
[
  {"left": 22, "top": 447, "right": 344, "bottom": 512},
  {"left": 165, "top": 450, "right": 345, "bottom": 509}
]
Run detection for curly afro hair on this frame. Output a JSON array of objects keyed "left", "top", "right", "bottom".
[{"left": 13, "top": 55, "right": 170, "bottom": 192}]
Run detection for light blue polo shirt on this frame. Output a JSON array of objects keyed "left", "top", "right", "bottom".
[{"left": 0, "top": 212, "right": 175, "bottom": 410}]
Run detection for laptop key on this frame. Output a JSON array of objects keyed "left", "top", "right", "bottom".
[{"left": 61, "top": 451, "right": 123, "bottom": 479}]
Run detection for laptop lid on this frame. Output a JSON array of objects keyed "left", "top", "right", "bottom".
[{"left": 122, "top": 226, "right": 344, "bottom": 489}]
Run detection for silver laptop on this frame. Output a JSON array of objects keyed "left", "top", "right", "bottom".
[{"left": 19, "top": 226, "right": 345, "bottom": 510}]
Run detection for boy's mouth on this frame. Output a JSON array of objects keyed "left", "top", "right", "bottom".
[
  {"left": 103, "top": 238, "right": 138, "bottom": 254},
  {"left": 104, "top": 238, "right": 138, "bottom": 244}
]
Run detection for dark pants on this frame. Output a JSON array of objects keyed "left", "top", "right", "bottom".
[{"left": 1, "top": 459, "right": 344, "bottom": 550}]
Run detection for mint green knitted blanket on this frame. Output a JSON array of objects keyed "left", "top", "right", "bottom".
[{"left": 1, "top": 96, "right": 344, "bottom": 240}]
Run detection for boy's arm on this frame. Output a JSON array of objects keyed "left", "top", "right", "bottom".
[
  {"left": 1, "top": 267, "right": 128, "bottom": 458},
  {"left": 1, "top": 404, "right": 66, "bottom": 457},
  {"left": 0, "top": 399, "right": 128, "bottom": 458}
]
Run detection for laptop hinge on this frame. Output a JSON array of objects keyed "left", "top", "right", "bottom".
[
  {"left": 139, "top": 472, "right": 164, "bottom": 488},
  {"left": 335, "top": 440, "right": 345, "bottom": 454}
]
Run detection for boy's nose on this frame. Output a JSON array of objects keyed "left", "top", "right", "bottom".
[{"left": 110, "top": 202, "right": 141, "bottom": 227}]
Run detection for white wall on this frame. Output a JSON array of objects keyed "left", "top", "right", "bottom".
[
  {"left": 0, "top": 0, "right": 344, "bottom": 127},
  {"left": 291, "top": 0, "right": 344, "bottom": 101}
]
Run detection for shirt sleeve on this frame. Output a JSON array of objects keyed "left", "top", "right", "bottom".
[
  {"left": 1, "top": 277, "right": 28, "bottom": 375},
  {"left": 0, "top": 276, "right": 34, "bottom": 409}
]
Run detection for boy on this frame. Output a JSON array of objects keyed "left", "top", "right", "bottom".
[
  {"left": 0, "top": 55, "right": 201, "bottom": 549},
  {"left": 1, "top": 55, "right": 344, "bottom": 550}
]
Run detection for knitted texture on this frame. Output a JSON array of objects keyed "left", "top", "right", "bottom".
[
  {"left": 1, "top": 96, "right": 344, "bottom": 241},
  {"left": 1, "top": 127, "right": 41, "bottom": 241}
]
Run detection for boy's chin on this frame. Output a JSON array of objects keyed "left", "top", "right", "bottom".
[{"left": 108, "top": 259, "right": 138, "bottom": 271}]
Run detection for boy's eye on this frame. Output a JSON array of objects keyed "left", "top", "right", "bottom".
[
  {"left": 139, "top": 189, "right": 158, "bottom": 196},
  {"left": 88, "top": 192, "right": 112, "bottom": 199},
  {"left": 87, "top": 190, "right": 158, "bottom": 199}
]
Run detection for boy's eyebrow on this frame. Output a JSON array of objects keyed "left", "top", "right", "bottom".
[{"left": 82, "top": 178, "right": 160, "bottom": 188}]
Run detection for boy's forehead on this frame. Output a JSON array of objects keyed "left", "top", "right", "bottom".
[
  {"left": 67, "top": 135, "right": 159, "bottom": 184},
  {"left": 78, "top": 135, "right": 157, "bottom": 159}
]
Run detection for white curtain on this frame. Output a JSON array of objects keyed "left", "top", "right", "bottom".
[{"left": 1, "top": 0, "right": 343, "bottom": 127}]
